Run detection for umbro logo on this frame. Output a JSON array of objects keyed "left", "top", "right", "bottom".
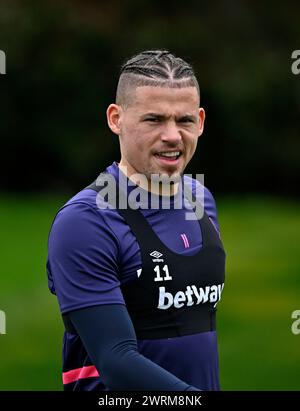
[
  {"left": 150, "top": 250, "right": 164, "bottom": 263},
  {"left": 150, "top": 251, "right": 163, "bottom": 259}
]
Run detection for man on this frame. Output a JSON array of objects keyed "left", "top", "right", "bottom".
[{"left": 47, "top": 50, "right": 226, "bottom": 391}]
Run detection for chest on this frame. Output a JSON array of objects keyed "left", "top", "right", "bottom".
[{"left": 119, "top": 207, "right": 226, "bottom": 339}]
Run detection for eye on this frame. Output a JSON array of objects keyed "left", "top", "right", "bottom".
[
  {"left": 145, "top": 118, "right": 160, "bottom": 123},
  {"left": 179, "top": 118, "right": 194, "bottom": 123}
]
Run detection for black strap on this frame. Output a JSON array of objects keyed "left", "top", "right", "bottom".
[{"left": 62, "top": 313, "right": 78, "bottom": 334}]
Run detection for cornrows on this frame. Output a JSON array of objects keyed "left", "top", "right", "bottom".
[
  {"left": 120, "top": 50, "right": 196, "bottom": 81},
  {"left": 116, "top": 50, "right": 200, "bottom": 107}
]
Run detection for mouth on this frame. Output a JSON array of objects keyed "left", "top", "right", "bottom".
[{"left": 154, "top": 150, "right": 182, "bottom": 163}]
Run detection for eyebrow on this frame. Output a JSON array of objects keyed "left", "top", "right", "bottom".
[{"left": 140, "top": 113, "right": 197, "bottom": 122}]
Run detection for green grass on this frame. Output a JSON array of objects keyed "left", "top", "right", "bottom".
[
  {"left": 0, "top": 194, "right": 67, "bottom": 390},
  {"left": 0, "top": 194, "right": 300, "bottom": 390},
  {"left": 217, "top": 196, "right": 300, "bottom": 390}
]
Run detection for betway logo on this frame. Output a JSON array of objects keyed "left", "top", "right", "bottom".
[{"left": 157, "top": 283, "right": 225, "bottom": 310}]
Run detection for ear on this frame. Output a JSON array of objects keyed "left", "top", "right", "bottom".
[
  {"left": 106, "top": 104, "right": 123, "bottom": 135},
  {"left": 198, "top": 107, "right": 205, "bottom": 137}
]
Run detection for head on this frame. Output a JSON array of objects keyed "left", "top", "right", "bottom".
[{"left": 106, "top": 50, "right": 205, "bottom": 190}]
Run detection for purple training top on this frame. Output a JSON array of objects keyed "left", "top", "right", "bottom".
[{"left": 47, "top": 162, "right": 223, "bottom": 390}]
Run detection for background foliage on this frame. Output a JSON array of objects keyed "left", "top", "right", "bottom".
[{"left": 0, "top": 0, "right": 299, "bottom": 390}]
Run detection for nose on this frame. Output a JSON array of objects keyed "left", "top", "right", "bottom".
[{"left": 160, "top": 121, "right": 182, "bottom": 144}]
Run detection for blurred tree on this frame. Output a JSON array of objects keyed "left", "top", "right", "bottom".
[{"left": 0, "top": 0, "right": 299, "bottom": 196}]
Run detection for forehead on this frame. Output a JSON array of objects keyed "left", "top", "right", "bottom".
[{"left": 131, "top": 86, "right": 199, "bottom": 112}]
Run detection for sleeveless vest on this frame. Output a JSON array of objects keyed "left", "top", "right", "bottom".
[{"left": 63, "top": 173, "right": 226, "bottom": 339}]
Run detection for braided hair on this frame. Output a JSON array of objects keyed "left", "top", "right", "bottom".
[{"left": 116, "top": 50, "right": 200, "bottom": 108}]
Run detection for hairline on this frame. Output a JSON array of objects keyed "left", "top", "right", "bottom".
[{"left": 116, "top": 74, "right": 200, "bottom": 109}]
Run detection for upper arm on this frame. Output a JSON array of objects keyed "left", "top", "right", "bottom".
[{"left": 47, "top": 202, "right": 125, "bottom": 314}]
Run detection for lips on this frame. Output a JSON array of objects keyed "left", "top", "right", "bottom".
[
  {"left": 154, "top": 150, "right": 182, "bottom": 160},
  {"left": 153, "top": 152, "right": 183, "bottom": 168}
]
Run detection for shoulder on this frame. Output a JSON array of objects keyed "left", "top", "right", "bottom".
[
  {"left": 183, "top": 175, "right": 220, "bottom": 233},
  {"left": 49, "top": 188, "right": 102, "bottom": 237},
  {"left": 48, "top": 188, "right": 121, "bottom": 256}
]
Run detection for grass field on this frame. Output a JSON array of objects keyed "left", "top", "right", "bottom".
[{"left": 0, "top": 194, "right": 299, "bottom": 390}]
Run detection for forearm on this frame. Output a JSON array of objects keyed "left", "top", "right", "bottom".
[
  {"left": 68, "top": 304, "right": 200, "bottom": 391},
  {"left": 100, "top": 339, "right": 197, "bottom": 391}
]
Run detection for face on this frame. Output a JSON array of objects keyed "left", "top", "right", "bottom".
[{"left": 107, "top": 86, "right": 205, "bottom": 184}]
